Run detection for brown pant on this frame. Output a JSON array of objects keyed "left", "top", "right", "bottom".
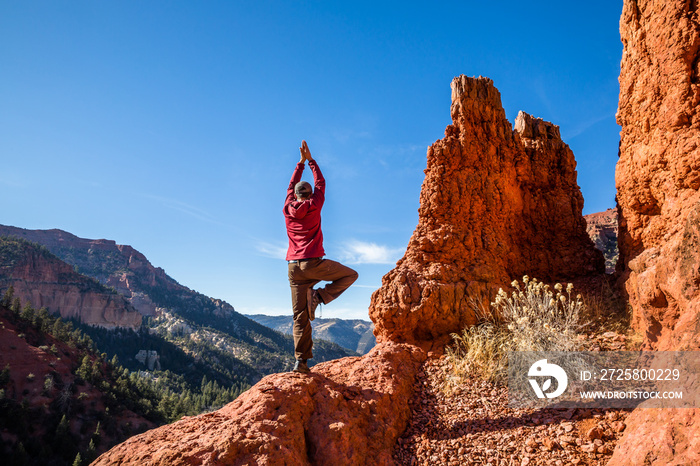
[{"left": 288, "top": 258, "right": 358, "bottom": 360}]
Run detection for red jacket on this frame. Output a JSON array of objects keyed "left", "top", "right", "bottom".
[{"left": 284, "top": 160, "right": 326, "bottom": 260}]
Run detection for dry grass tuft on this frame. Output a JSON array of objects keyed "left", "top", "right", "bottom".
[{"left": 444, "top": 276, "right": 587, "bottom": 392}]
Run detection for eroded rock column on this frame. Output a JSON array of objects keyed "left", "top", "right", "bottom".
[{"left": 369, "top": 76, "right": 603, "bottom": 348}]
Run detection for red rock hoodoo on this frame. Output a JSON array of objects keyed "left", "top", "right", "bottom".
[
  {"left": 369, "top": 76, "right": 604, "bottom": 347},
  {"left": 615, "top": 0, "right": 700, "bottom": 352}
]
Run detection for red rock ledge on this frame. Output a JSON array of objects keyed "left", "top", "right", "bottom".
[{"left": 92, "top": 343, "right": 426, "bottom": 466}]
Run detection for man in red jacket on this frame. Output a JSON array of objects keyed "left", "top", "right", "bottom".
[{"left": 284, "top": 140, "right": 358, "bottom": 374}]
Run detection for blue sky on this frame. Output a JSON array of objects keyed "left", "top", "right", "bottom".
[{"left": 0, "top": 1, "right": 623, "bottom": 321}]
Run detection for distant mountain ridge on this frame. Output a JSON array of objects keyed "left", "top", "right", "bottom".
[
  {"left": 246, "top": 314, "right": 376, "bottom": 354},
  {"left": 0, "top": 225, "right": 220, "bottom": 318},
  {"left": 0, "top": 224, "right": 355, "bottom": 390}
]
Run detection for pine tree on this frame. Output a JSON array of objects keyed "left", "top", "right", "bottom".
[
  {"left": 93, "top": 420, "right": 102, "bottom": 444},
  {"left": 20, "top": 302, "right": 35, "bottom": 323},
  {"left": 2, "top": 285, "right": 13, "bottom": 307},
  {"left": 85, "top": 439, "right": 97, "bottom": 463},
  {"left": 56, "top": 414, "right": 70, "bottom": 438},
  {"left": 14, "top": 441, "right": 29, "bottom": 465},
  {"left": 77, "top": 356, "right": 92, "bottom": 382},
  {"left": 0, "top": 364, "right": 10, "bottom": 387}
]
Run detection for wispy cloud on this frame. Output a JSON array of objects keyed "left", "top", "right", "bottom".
[
  {"left": 338, "top": 240, "right": 404, "bottom": 265},
  {"left": 563, "top": 113, "right": 616, "bottom": 141},
  {"left": 0, "top": 177, "right": 25, "bottom": 188},
  {"left": 142, "top": 194, "right": 222, "bottom": 225},
  {"left": 255, "top": 239, "right": 404, "bottom": 264},
  {"left": 256, "top": 241, "right": 288, "bottom": 260},
  {"left": 331, "top": 128, "right": 373, "bottom": 144}
]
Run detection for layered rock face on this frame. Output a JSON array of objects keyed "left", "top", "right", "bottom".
[
  {"left": 0, "top": 225, "right": 161, "bottom": 316},
  {"left": 93, "top": 343, "right": 425, "bottom": 466},
  {"left": 615, "top": 0, "right": 700, "bottom": 352},
  {"left": 0, "top": 237, "right": 141, "bottom": 329},
  {"left": 369, "top": 76, "right": 604, "bottom": 347}
]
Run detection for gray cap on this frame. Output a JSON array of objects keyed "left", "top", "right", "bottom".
[{"left": 294, "top": 181, "right": 312, "bottom": 198}]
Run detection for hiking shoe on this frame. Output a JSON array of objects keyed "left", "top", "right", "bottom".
[
  {"left": 293, "top": 359, "right": 310, "bottom": 374},
  {"left": 307, "top": 288, "right": 322, "bottom": 321}
]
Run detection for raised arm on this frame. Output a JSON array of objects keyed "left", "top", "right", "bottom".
[
  {"left": 304, "top": 142, "right": 325, "bottom": 200},
  {"left": 286, "top": 159, "right": 305, "bottom": 203}
]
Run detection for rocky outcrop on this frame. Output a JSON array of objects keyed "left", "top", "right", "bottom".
[
  {"left": 584, "top": 208, "right": 619, "bottom": 273},
  {"left": 369, "top": 76, "right": 604, "bottom": 347},
  {"left": 616, "top": 0, "right": 700, "bottom": 352},
  {"left": 93, "top": 343, "right": 426, "bottom": 466},
  {"left": 0, "top": 237, "right": 141, "bottom": 329}
]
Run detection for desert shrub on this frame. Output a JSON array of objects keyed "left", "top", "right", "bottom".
[
  {"left": 44, "top": 375, "right": 55, "bottom": 393},
  {"left": 445, "top": 276, "right": 587, "bottom": 390},
  {"left": 495, "top": 277, "right": 585, "bottom": 352}
]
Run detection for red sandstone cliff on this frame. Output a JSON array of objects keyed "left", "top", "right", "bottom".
[
  {"left": 610, "top": 1, "right": 700, "bottom": 464},
  {"left": 369, "top": 76, "right": 604, "bottom": 347},
  {"left": 0, "top": 237, "right": 142, "bottom": 329},
  {"left": 0, "top": 226, "right": 162, "bottom": 316},
  {"left": 615, "top": 0, "right": 700, "bottom": 352}
]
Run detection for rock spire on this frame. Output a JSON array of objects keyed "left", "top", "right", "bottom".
[{"left": 369, "top": 75, "right": 604, "bottom": 347}]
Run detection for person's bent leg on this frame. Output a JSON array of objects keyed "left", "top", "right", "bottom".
[{"left": 310, "top": 259, "right": 358, "bottom": 305}]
